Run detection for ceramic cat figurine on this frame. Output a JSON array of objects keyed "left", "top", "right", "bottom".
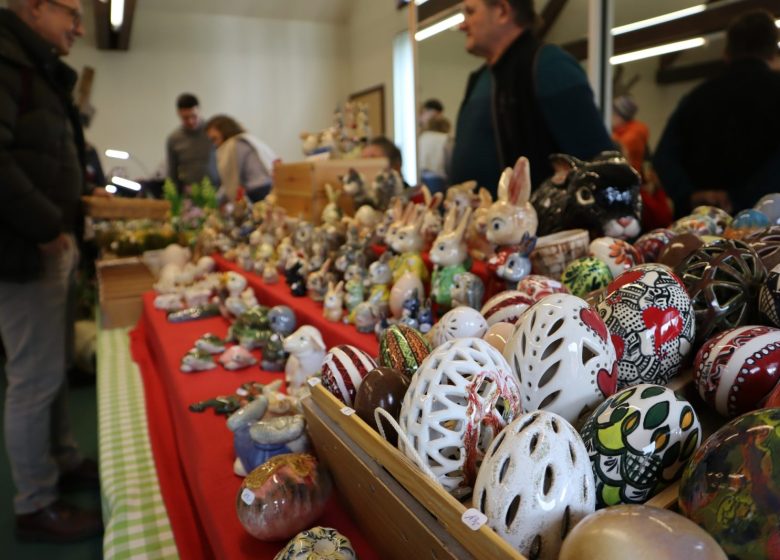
[{"left": 430, "top": 206, "right": 472, "bottom": 310}]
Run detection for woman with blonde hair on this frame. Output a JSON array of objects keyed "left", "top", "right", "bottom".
[{"left": 205, "top": 115, "right": 279, "bottom": 202}]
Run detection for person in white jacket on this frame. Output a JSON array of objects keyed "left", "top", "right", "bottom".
[
  {"left": 418, "top": 115, "right": 452, "bottom": 194},
  {"left": 205, "top": 114, "right": 279, "bottom": 202}
]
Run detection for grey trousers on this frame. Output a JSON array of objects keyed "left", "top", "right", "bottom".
[{"left": 0, "top": 236, "right": 83, "bottom": 514}]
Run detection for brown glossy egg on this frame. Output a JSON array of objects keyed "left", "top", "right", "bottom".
[
  {"left": 559, "top": 505, "right": 726, "bottom": 560},
  {"left": 657, "top": 233, "right": 703, "bottom": 270},
  {"left": 353, "top": 367, "right": 410, "bottom": 446}
]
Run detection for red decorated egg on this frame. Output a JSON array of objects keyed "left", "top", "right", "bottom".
[
  {"left": 236, "top": 453, "right": 332, "bottom": 541},
  {"left": 480, "top": 290, "right": 533, "bottom": 326},
  {"left": 320, "top": 345, "right": 377, "bottom": 406},
  {"left": 597, "top": 264, "right": 695, "bottom": 388},
  {"left": 693, "top": 326, "right": 780, "bottom": 417},
  {"left": 633, "top": 228, "right": 675, "bottom": 263},
  {"left": 515, "top": 274, "right": 569, "bottom": 302}
]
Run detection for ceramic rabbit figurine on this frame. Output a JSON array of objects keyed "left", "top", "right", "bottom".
[
  {"left": 389, "top": 204, "right": 429, "bottom": 282},
  {"left": 341, "top": 168, "right": 372, "bottom": 208},
  {"left": 467, "top": 187, "right": 496, "bottom": 261},
  {"left": 366, "top": 251, "right": 393, "bottom": 318},
  {"left": 420, "top": 186, "right": 444, "bottom": 250},
  {"left": 430, "top": 206, "right": 472, "bottom": 310},
  {"left": 343, "top": 263, "right": 366, "bottom": 323},
  {"left": 493, "top": 232, "right": 536, "bottom": 290},
  {"left": 321, "top": 183, "right": 342, "bottom": 226},
  {"left": 444, "top": 180, "right": 478, "bottom": 219},
  {"left": 283, "top": 326, "right": 326, "bottom": 391},
  {"left": 451, "top": 271, "right": 485, "bottom": 309},
  {"left": 485, "top": 156, "right": 538, "bottom": 296},
  {"left": 306, "top": 258, "right": 331, "bottom": 302},
  {"left": 323, "top": 281, "right": 345, "bottom": 323}
]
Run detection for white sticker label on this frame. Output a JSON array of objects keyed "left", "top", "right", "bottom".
[
  {"left": 307, "top": 377, "right": 321, "bottom": 387},
  {"left": 241, "top": 488, "right": 255, "bottom": 506},
  {"left": 461, "top": 508, "right": 487, "bottom": 531},
  {"left": 340, "top": 406, "right": 356, "bottom": 416},
  {"left": 235, "top": 388, "right": 249, "bottom": 397}
]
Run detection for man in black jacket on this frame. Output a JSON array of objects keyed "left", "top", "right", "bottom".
[{"left": 0, "top": 0, "right": 102, "bottom": 542}]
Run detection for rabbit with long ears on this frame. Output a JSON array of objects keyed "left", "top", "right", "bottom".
[
  {"left": 321, "top": 183, "right": 342, "bottom": 226},
  {"left": 306, "top": 258, "right": 331, "bottom": 302},
  {"left": 485, "top": 156, "right": 539, "bottom": 245},
  {"left": 384, "top": 199, "right": 415, "bottom": 250},
  {"left": 444, "top": 180, "right": 478, "bottom": 219},
  {"left": 390, "top": 204, "right": 429, "bottom": 283},
  {"left": 430, "top": 206, "right": 473, "bottom": 309},
  {"left": 366, "top": 251, "right": 392, "bottom": 317},
  {"left": 323, "top": 281, "right": 344, "bottom": 323},
  {"left": 467, "top": 187, "right": 495, "bottom": 261},
  {"left": 420, "top": 186, "right": 445, "bottom": 249}
]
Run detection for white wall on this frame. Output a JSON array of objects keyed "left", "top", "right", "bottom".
[{"left": 69, "top": 7, "right": 348, "bottom": 180}]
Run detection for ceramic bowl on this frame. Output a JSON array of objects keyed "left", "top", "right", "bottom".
[{"left": 530, "top": 229, "right": 590, "bottom": 279}]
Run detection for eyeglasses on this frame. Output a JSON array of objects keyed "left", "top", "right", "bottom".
[{"left": 46, "top": 0, "right": 83, "bottom": 28}]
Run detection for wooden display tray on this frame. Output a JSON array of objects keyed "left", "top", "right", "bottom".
[
  {"left": 97, "top": 257, "right": 155, "bottom": 328},
  {"left": 303, "top": 384, "right": 525, "bottom": 560},
  {"left": 82, "top": 195, "right": 170, "bottom": 221}
]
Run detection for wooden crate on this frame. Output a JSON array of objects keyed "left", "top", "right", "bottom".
[
  {"left": 272, "top": 158, "right": 388, "bottom": 223},
  {"left": 82, "top": 196, "right": 170, "bottom": 221},
  {"left": 97, "top": 257, "right": 155, "bottom": 328},
  {"left": 303, "top": 384, "right": 525, "bottom": 560}
]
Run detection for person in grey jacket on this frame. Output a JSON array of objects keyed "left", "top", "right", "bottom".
[
  {"left": 166, "top": 92, "right": 219, "bottom": 190},
  {"left": 0, "top": 0, "right": 102, "bottom": 542}
]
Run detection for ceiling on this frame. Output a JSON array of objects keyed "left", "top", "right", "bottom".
[{"left": 137, "top": 0, "right": 357, "bottom": 24}]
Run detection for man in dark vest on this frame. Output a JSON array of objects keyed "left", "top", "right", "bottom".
[
  {"left": 450, "top": 0, "right": 613, "bottom": 195},
  {"left": 0, "top": 0, "right": 102, "bottom": 542}
]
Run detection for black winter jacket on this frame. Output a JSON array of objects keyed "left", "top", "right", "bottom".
[{"left": 0, "top": 9, "right": 85, "bottom": 282}]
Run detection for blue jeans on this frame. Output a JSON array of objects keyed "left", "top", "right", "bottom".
[{"left": 421, "top": 172, "right": 446, "bottom": 195}]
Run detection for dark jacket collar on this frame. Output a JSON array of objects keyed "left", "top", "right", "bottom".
[
  {"left": 491, "top": 29, "right": 539, "bottom": 75},
  {"left": 0, "top": 9, "right": 77, "bottom": 91}
]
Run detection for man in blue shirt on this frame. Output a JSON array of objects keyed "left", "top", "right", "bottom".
[{"left": 450, "top": 0, "right": 613, "bottom": 195}]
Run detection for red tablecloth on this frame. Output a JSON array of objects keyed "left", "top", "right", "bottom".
[{"left": 132, "top": 293, "right": 380, "bottom": 560}]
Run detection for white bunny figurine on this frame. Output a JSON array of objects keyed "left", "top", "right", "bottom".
[
  {"left": 467, "top": 187, "right": 496, "bottom": 261},
  {"left": 323, "top": 281, "right": 344, "bottom": 323},
  {"left": 283, "top": 326, "right": 326, "bottom": 391},
  {"left": 430, "top": 206, "right": 472, "bottom": 310},
  {"left": 321, "top": 183, "right": 342, "bottom": 226}
]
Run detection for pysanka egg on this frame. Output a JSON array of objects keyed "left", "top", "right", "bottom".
[
  {"left": 320, "top": 345, "right": 377, "bottom": 406},
  {"left": 378, "top": 324, "right": 431, "bottom": 377}
]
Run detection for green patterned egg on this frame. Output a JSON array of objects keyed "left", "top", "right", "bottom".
[
  {"left": 561, "top": 257, "right": 613, "bottom": 298},
  {"left": 378, "top": 324, "right": 431, "bottom": 378}
]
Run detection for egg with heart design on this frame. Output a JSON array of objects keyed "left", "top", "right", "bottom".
[{"left": 596, "top": 264, "right": 695, "bottom": 388}]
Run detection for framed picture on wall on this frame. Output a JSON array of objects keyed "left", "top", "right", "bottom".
[{"left": 349, "top": 84, "right": 385, "bottom": 139}]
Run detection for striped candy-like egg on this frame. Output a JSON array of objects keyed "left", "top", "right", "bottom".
[
  {"left": 480, "top": 290, "right": 533, "bottom": 326},
  {"left": 320, "top": 345, "right": 377, "bottom": 406},
  {"left": 379, "top": 324, "right": 431, "bottom": 378}
]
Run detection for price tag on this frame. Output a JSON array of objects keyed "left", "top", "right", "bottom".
[
  {"left": 240, "top": 488, "right": 255, "bottom": 506},
  {"left": 340, "top": 406, "right": 356, "bottom": 417},
  {"left": 307, "top": 377, "right": 321, "bottom": 387},
  {"left": 461, "top": 508, "right": 487, "bottom": 531}
]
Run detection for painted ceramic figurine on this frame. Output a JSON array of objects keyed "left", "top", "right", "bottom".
[
  {"left": 261, "top": 333, "right": 287, "bottom": 371},
  {"left": 450, "top": 271, "right": 485, "bottom": 310},
  {"left": 268, "top": 305, "right": 297, "bottom": 337},
  {"left": 306, "top": 259, "right": 332, "bottom": 302},
  {"left": 366, "top": 252, "right": 392, "bottom": 318},
  {"left": 284, "top": 261, "right": 307, "bottom": 297},
  {"left": 341, "top": 167, "right": 371, "bottom": 208},
  {"left": 343, "top": 263, "right": 366, "bottom": 322},
  {"left": 320, "top": 183, "right": 342, "bottom": 226},
  {"left": 180, "top": 348, "right": 217, "bottom": 372},
  {"left": 219, "top": 346, "right": 258, "bottom": 370},
  {"left": 283, "top": 326, "right": 327, "bottom": 391},
  {"left": 488, "top": 232, "right": 536, "bottom": 290},
  {"left": 195, "top": 333, "right": 227, "bottom": 354},
  {"left": 275, "top": 526, "right": 356, "bottom": 560},
  {"left": 323, "top": 281, "right": 345, "bottom": 323},
  {"left": 430, "top": 206, "right": 472, "bottom": 310},
  {"left": 389, "top": 205, "right": 429, "bottom": 283}
]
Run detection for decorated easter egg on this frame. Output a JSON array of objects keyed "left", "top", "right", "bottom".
[
  {"left": 657, "top": 232, "right": 703, "bottom": 269},
  {"left": 378, "top": 324, "right": 431, "bottom": 377},
  {"left": 389, "top": 271, "right": 423, "bottom": 319},
  {"left": 692, "top": 205, "right": 732, "bottom": 234},
  {"left": 236, "top": 453, "right": 332, "bottom": 541},
  {"left": 560, "top": 257, "right": 612, "bottom": 298},
  {"left": 765, "top": 379, "right": 780, "bottom": 407},
  {"left": 398, "top": 337, "right": 522, "bottom": 497},
  {"left": 693, "top": 326, "right": 780, "bottom": 417},
  {"left": 274, "top": 526, "right": 356, "bottom": 560},
  {"left": 354, "top": 367, "right": 410, "bottom": 446},
  {"left": 679, "top": 408, "right": 780, "bottom": 560},
  {"left": 724, "top": 208, "right": 770, "bottom": 239},
  {"left": 633, "top": 228, "right": 675, "bottom": 263},
  {"left": 474, "top": 411, "right": 595, "bottom": 560},
  {"left": 320, "top": 345, "right": 377, "bottom": 406},
  {"left": 559, "top": 505, "right": 727, "bottom": 560},
  {"left": 754, "top": 193, "right": 780, "bottom": 225},
  {"left": 597, "top": 264, "right": 695, "bottom": 387},
  {"left": 483, "top": 321, "right": 515, "bottom": 352},
  {"left": 515, "top": 274, "right": 569, "bottom": 302},
  {"left": 679, "top": 239, "right": 766, "bottom": 344},
  {"left": 746, "top": 225, "right": 780, "bottom": 270},
  {"left": 581, "top": 384, "right": 701, "bottom": 507},
  {"left": 503, "top": 293, "right": 618, "bottom": 424},
  {"left": 430, "top": 306, "right": 488, "bottom": 347},
  {"left": 480, "top": 290, "right": 533, "bottom": 326},
  {"left": 671, "top": 214, "right": 718, "bottom": 236},
  {"left": 589, "top": 236, "right": 644, "bottom": 279}
]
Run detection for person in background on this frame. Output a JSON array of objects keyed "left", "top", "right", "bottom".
[
  {"left": 418, "top": 98, "right": 444, "bottom": 130},
  {"left": 452, "top": 0, "right": 613, "bottom": 195},
  {"left": 418, "top": 115, "right": 452, "bottom": 194},
  {"left": 0, "top": 0, "right": 103, "bottom": 542},
  {"left": 654, "top": 10, "right": 780, "bottom": 217},
  {"left": 205, "top": 114, "right": 279, "bottom": 203},
  {"left": 611, "top": 95, "right": 672, "bottom": 229},
  {"left": 166, "top": 93, "right": 219, "bottom": 190},
  {"left": 362, "top": 135, "right": 404, "bottom": 176}
]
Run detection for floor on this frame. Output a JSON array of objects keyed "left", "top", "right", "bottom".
[{"left": 0, "top": 369, "right": 103, "bottom": 559}]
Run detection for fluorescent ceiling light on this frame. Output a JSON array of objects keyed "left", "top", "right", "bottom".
[
  {"left": 111, "top": 176, "right": 141, "bottom": 191},
  {"left": 613, "top": 5, "right": 706, "bottom": 36},
  {"left": 611, "top": 37, "right": 706, "bottom": 65},
  {"left": 110, "top": 0, "right": 124, "bottom": 30},
  {"left": 415, "top": 0, "right": 429, "bottom": 4},
  {"left": 105, "top": 149, "right": 129, "bottom": 159},
  {"left": 105, "top": 184, "right": 117, "bottom": 194},
  {"left": 415, "top": 13, "right": 464, "bottom": 41}
]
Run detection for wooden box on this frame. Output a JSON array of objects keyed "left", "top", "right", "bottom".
[
  {"left": 302, "top": 384, "right": 524, "bottom": 560},
  {"left": 82, "top": 196, "right": 170, "bottom": 221},
  {"left": 97, "top": 257, "right": 155, "bottom": 328},
  {"left": 272, "top": 158, "right": 388, "bottom": 223}
]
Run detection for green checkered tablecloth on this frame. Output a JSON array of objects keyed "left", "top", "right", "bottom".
[{"left": 98, "top": 327, "right": 178, "bottom": 559}]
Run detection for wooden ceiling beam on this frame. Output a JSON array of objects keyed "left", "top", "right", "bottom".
[
  {"left": 93, "top": 0, "right": 137, "bottom": 51},
  {"left": 418, "top": 0, "right": 460, "bottom": 23},
  {"left": 656, "top": 59, "right": 725, "bottom": 84},
  {"left": 562, "top": 0, "right": 780, "bottom": 60}
]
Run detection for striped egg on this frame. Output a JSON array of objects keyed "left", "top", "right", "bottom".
[
  {"left": 379, "top": 324, "right": 432, "bottom": 378},
  {"left": 480, "top": 290, "right": 533, "bottom": 326},
  {"left": 693, "top": 326, "right": 780, "bottom": 417},
  {"left": 320, "top": 345, "right": 377, "bottom": 406}
]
